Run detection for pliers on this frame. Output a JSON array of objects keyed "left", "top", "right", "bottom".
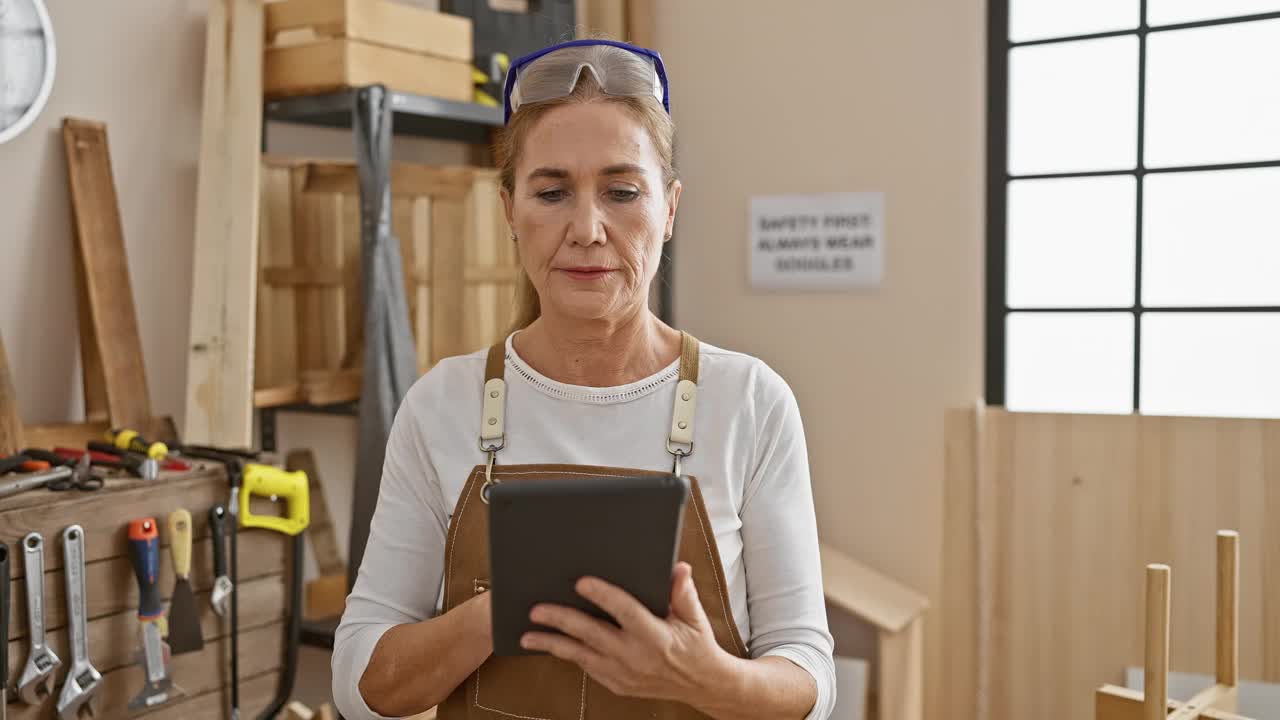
[
  {"left": 0, "top": 453, "right": 52, "bottom": 475},
  {"left": 20, "top": 449, "right": 107, "bottom": 491}
]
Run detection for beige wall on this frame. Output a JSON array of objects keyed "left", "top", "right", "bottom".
[{"left": 651, "top": 1, "right": 986, "bottom": 714}]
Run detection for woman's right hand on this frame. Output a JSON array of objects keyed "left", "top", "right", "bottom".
[{"left": 358, "top": 589, "right": 497, "bottom": 716}]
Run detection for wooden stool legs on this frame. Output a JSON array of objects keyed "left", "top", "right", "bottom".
[{"left": 1095, "top": 530, "right": 1250, "bottom": 720}]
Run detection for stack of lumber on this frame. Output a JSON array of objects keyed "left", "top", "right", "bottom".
[{"left": 264, "top": 0, "right": 474, "bottom": 101}]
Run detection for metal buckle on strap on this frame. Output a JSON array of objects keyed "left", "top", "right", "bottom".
[
  {"left": 480, "top": 449, "right": 499, "bottom": 504},
  {"left": 667, "top": 439, "right": 692, "bottom": 476}
]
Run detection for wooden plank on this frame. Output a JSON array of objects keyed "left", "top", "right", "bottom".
[
  {"left": 413, "top": 196, "right": 433, "bottom": 369},
  {"left": 1168, "top": 684, "right": 1239, "bottom": 720},
  {"left": 394, "top": 196, "right": 418, "bottom": 341},
  {"left": 5, "top": 575, "right": 285, "bottom": 683},
  {"left": 1147, "top": 564, "right": 1171, "bottom": 720},
  {"left": 304, "top": 573, "right": 347, "bottom": 621},
  {"left": 411, "top": 266, "right": 521, "bottom": 287},
  {"left": 286, "top": 449, "right": 343, "bottom": 576},
  {"left": 263, "top": 0, "right": 345, "bottom": 40},
  {"left": 264, "top": 0, "right": 472, "bottom": 61},
  {"left": 7, "top": 531, "right": 288, "bottom": 641},
  {"left": 878, "top": 617, "right": 924, "bottom": 720},
  {"left": 184, "top": 0, "right": 231, "bottom": 445},
  {"left": 3, "top": 620, "right": 283, "bottom": 720},
  {"left": 430, "top": 198, "right": 467, "bottom": 362},
  {"left": 1218, "top": 531, "right": 1239, "bottom": 687},
  {"left": 1265, "top": 421, "right": 1280, "bottom": 681},
  {"left": 20, "top": 415, "right": 173, "bottom": 451},
  {"left": 263, "top": 39, "right": 473, "bottom": 101},
  {"left": 71, "top": 236, "right": 108, "bottom": 422},
  {"left": 254, "top": 384, "right": 305, "bottom": 408},
  {"left": 263, "top": 265, "right": 345, "bottom": 287},
  {"left": 61, "top": 119, "right": 153, "bottom": 432},
  {"left": 0, "top": 334, "right": 23, "bottom": 454},
  {"left": 819, "top": 542, "right": 928, "bottom": 633},
  {"left": 940, "top": 408, "right": 978, "bottom": 720},
  {"left": 468, "top": 170, "right": 500, "bottom": 351},
  {"left": 626, "top": 0, "right": 656, "bottom": 46},
  {"left": 146, "top": 672, "right": 279, "bottom": 720},
  {"left": 300, "top": 368, "right": 361, "bottom": 406},
  {"left": 256, "top": 162, "right": 299, "bottom": 390},
  {"left": 1096, "top": 686, "right": 1253, "bottom": 720},
  {"left": 340, "top": 192, "right": 363, "bottom": 371},
  {"left": 303, "top": 162, "right": 474, "bottom": 199},
  {"left": 291, "top": 168, "right": 346, "bottom": 373},
  {"left": 494, "top": 177, "right": 516, "bottom": 336},
  {"left": 585, "top": 0, "right": 626, "bottom": 39},
  {"left": 0, "top": 470, "right": 230, "bottom": 576},
  {"left": 184, "top": 0, "right": 263, "bottom": 447}
]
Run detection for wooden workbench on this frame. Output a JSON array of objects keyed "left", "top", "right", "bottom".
[{"left": 1, "top": 462, "right": 290, "bottom": 718}]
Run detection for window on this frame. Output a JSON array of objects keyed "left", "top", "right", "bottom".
[{"left": 986, "top": 2, "right": 1280, "bottom": 418}]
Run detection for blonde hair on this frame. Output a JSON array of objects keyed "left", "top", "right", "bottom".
[{"left": 498, "top": 44, "right": 677, "bottom": 333}]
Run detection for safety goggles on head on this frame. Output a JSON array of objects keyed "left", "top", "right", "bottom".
[{"left": 503, "top": 39, "right": 671, "bottom": 124}]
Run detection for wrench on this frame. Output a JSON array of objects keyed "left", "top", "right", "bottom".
[
  {"left": 56, "top": 526, "right": 102, "bottom": 719},
  {"left": 17, "top": 533, "right": 60, "bottom": 704},
  {"left": 209, "top": 505, "right": 233, "bottom": 616},
  {"left": 0, "top": 466, "right": 71, "bottom": 501}
]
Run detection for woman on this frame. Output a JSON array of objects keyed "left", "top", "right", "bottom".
[{"left": 333, "top": 39, "right": 835, "bottom": 720}]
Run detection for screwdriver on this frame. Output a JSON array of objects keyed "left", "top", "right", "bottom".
[{"left": 104, "top": 428, "right": 169, "bottom": 462}]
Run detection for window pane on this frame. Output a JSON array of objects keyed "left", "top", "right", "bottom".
[
  {"left": 1148, "top": 0, "right": 1280, "bottom": 26},
  {"left": 1007, "top": 176, "right": 1136, "bottom": 308},
  {"left": 1140, "top": 313, "right": 1280, "bottom": 418},
  {"left": 1010, "top": 0, "right": 1139, "bottom": 43},
  {"left": 1006, "top": 312, "right": 1135, "bottom": 413},
  {"left": 1145, "top": 20, "right": 1280, "bottom": 167},
  {"left": 1008, "top": 37, "right": 1138, "bottom": 175},
  {"left": 1143, "top": 168, "right": 1280, "bottom": 306}
]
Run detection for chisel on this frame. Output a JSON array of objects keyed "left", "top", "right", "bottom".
[{"left": 165, "top": 510, "right": 204, "bottom": 654}]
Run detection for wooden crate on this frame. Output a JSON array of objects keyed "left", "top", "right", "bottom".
[
  {"left": 255, "top": 157, "right": 518, "bottom": 407},
  {"left": 264, "top": 0, "right": 474, "bottom": 100},
  {"left": 1, "top": 465, "right": 291, "bottom": 719}
]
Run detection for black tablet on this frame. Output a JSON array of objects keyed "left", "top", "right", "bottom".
[{"left": 488, "top": 474, "right": 689, "bottom": 656}]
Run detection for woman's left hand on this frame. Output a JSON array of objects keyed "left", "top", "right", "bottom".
[{"left": 520, "top": 561, "right": 731, "bottom": 704}]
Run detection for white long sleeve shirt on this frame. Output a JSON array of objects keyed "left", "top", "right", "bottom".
[{"left": 333, "top": 332, "right": 836, "bottom": 719}]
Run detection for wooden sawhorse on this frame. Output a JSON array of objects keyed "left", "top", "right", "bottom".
[{"left": 1096, "top": 530, "right": 1253, "bottom": 720}]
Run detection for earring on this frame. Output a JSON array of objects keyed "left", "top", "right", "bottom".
[{"left": 511, "top": 234, "right": 518, "bottom": 242}]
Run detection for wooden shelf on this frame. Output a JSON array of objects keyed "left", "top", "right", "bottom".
[
  {"left": 264, "top": 87, "right": 503, "bottom": 143},
  {"left": 821, "top": 541, "right": 929, "bottom": 633}
]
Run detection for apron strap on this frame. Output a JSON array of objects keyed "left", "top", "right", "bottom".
[
  {"left": 480, "top": 341, "right": 506, "bottom": 452},
  {"left": 667, "top": 332, "right": 699, "bottom": 472},
  {"left": 478, "top": 332, "right": 701, "bottom": 476}
]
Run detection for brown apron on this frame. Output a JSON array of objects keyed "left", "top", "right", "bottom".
[{"left": 437, "top": 332, "right": 749, "bottom": 720}]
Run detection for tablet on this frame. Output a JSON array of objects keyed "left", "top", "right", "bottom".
[{"left": 488, "top": 474, "right": 689, "bottom": 656}]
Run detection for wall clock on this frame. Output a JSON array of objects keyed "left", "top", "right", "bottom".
[{"left": 0, "top": 0, "right": 56, "bottom": 145}]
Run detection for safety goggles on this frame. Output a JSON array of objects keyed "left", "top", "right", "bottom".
[{"left": 503, "top": 39, "right": 671, "bottom": 124}]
